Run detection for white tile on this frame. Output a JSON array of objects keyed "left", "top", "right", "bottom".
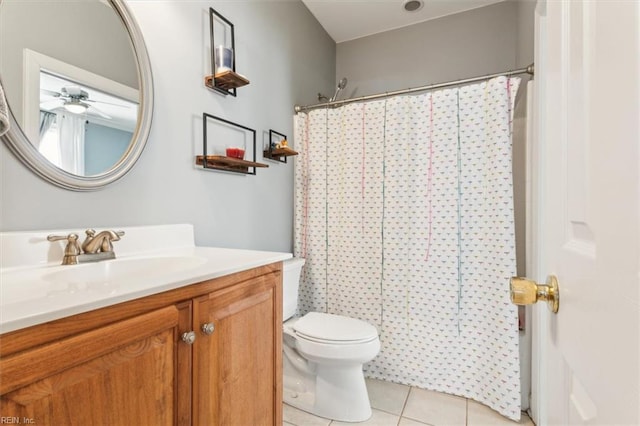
[
  {"left": 331, "top": 409, "right": 400, "bottom": 426},
  {"left": 283, "top": 403, "right": 332, "bottom": 426},
  {"left": 398, "top": 417, "right": 433, "bottom": 426},
  {"left": 467, "top": 400, "right": 534, "bottom": 426},
  {"left": 366, "top": 378, "right": 411, "bottom": 415},
  {"left": 283, "top": 422, "right": 296, "bottom": 426},
  {"left": 402, "top": 388, "right": 467, "bottom": 426}
]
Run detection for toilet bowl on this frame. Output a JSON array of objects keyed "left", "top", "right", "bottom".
[{"left": 282, "top": 258, "right": 380, "bottom": 422}]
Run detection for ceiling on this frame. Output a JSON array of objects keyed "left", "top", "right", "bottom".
[{"left": 301, "top": 0, "right": 507, "bottom": 43}]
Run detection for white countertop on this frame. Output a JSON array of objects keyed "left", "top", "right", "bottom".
[{"left": 0, "top": 224, "right": 291, "bottom": 334}]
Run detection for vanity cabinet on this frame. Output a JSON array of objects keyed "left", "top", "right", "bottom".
[
  {"left": 0, "top": 305, "right": 186, "bottom": 424},
  {"left": 193, "top": 273, "right": 280, "bottom": 425},
  {"left": 0, "top": 263, "right": 283, "bottom": 426}
]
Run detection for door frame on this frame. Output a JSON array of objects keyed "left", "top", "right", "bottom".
[{"left": 529, "top": 1, "right": 547, "bottom": 424}]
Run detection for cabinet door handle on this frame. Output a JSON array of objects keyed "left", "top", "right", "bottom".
[
  {"left": 181, "top": 331, "right": 196, "bottom": 344},
  {"left": 201, "top": 322, "right": 215, "bottom": 335}
]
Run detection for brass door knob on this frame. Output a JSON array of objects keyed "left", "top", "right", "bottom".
[{"left": 510, "top": 275, "right": 560, "bottom": 313}]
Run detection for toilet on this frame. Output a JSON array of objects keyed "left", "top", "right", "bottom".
[{"left": 282, "top": 258, "right": 380, "bottom": 422}]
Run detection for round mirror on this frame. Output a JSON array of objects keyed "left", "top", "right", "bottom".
[{"left": 0, "top": 0, "right": 153, "bottom": 191}]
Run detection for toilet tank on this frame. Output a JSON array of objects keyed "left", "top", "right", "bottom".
[{"left": 283, "top": 257, "right": 305, "bottom": 321}]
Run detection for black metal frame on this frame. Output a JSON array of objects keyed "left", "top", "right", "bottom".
[
  {"left": 202, "top": 113, "right": 257, "bottom": 175},
  {"left": 265, "top": 129, "right": 289, "bottom": 163},
  {"left": 209, "top": 7, "right": 237, "bottom": 97}
]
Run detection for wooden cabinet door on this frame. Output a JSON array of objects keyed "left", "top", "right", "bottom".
[
  {"left": 0, "top": 305, "right": 189, "bottom": 425},
  {"left": 193, "top": 272, "right": 282, "bottom": 426}
]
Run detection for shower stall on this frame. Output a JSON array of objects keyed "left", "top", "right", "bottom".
[{"left": 292, "top": 66, "right": 533, "bottom": 421}]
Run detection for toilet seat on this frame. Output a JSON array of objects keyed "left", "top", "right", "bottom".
[{"left": 293, "top": 312, "right": 378, "bottom": 345}]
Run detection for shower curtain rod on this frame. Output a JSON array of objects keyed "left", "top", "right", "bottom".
[{"left": 294, "top": 63, "right": 534, "bottom": 113}]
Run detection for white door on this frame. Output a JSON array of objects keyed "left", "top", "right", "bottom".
[{"left": 531, "top": 1, "right": 639, "bottom": 425}]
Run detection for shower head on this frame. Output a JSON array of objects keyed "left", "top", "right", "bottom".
[{"left": 330, "top": 77, "right": 348, "bottom": 102}]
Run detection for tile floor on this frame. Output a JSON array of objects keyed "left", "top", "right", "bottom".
[{"left": 283, "top": 378, "right": 535, "bottom": 426}]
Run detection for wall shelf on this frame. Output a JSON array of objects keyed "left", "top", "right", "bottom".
[
  {"left": 205, "top": 71, "right": 249, "bottom": 93},
  {"left": 196, "top": 155, "right": 268, "bottom": 174},
  {"left": 263, "top": 147, "right": 298, "bottom": 162},
  {"left": 198, "top": 113, "right": 268, "bottom": 175},
  {"left": 263, "top": 129, "right": 298, "bottom": 163},
  {"left": 208, "top": 8, "right": 249, "bottom": 97}
]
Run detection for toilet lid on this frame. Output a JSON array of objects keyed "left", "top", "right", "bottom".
[{"left": 293, "top": 312, "right": 378, "bottom": 343}]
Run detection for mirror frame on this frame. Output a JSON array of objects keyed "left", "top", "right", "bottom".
[{"left": 0, "top": 0, "right": 153, "bottom": 191}]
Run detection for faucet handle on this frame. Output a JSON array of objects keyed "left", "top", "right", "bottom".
[
  {"left": 47, "top": 233, "right": 82, "bottom": 265},
  {"left": 47, "top": 233, "right": 78, "bottom": 243}
]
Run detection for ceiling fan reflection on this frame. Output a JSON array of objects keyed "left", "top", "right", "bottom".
[{"left": 40, "top": 85, "right": 129, "bottom": 119}]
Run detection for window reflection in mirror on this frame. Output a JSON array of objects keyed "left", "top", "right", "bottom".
[{"left": 37, "top": 71, "right": 137, "bottom": 176}]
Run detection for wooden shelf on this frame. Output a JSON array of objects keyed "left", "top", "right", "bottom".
[
  {"left": 196, "top": 155, "right": 268, "bottom": 174},
  {"left": 265, "top": 129, "right": 296, "bottom": 164},
  {"left": 204, "top": 71, "right": 250, "bottom": 93},
  {"left": 263, "top": 147, "right": 299, "bottom": 162}
]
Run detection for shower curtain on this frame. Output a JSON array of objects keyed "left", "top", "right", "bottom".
[{"left": 293, "top": 76, "right": 522, "bottom": 420}]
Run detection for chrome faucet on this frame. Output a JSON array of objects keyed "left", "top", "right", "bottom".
[{"left": 48, "top": 229, "right": 125, "bottom": 265}]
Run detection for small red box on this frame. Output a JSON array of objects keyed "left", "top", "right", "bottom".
[{"left": 226, "top": 147, "right": 245, "bottom": 159}]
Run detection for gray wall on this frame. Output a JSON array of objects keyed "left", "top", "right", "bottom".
[
  {"left": 516, "top": 0, "right": 536, "bottom": 69},
  {"left": 0, "top": 0, "right": 336, "bottom": 253},
  {"left": 336, "top": 1, "right": 519, "bottom": 98}
]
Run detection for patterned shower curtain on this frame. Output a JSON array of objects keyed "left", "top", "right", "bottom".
[{"left": 293, "top": 76, "right": 521, "bottom": 420}]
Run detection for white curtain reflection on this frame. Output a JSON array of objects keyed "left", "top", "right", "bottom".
[
  {"left": 38, "top": 111, "right": 56, "bottom": 149},
  {"left": 38, "top": 111, "right": 85, "bottom": 174}
]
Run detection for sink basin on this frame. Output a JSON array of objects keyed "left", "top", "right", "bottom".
[{"left": 1, "top": 255, "right": 207, "bottom": 305}]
